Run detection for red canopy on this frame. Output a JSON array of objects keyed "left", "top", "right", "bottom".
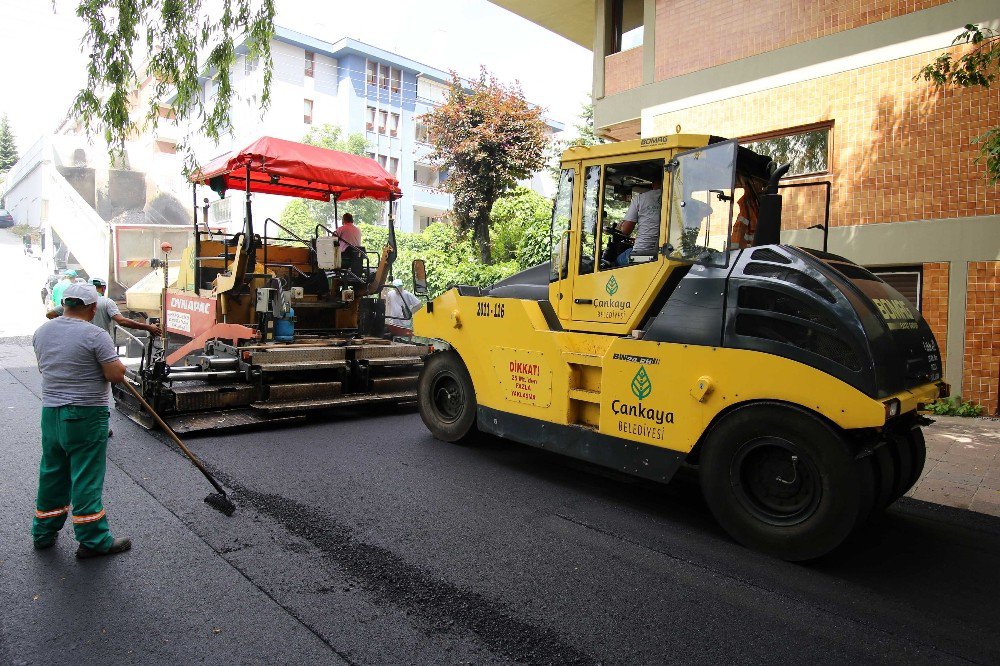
[{"left": 191, "top": 136, "right": 402, "bottom": 202}]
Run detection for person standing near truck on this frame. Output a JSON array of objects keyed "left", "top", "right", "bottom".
[
  {"left": 31, "top": 283, "right": 131, "bottom": 558},
  {"left": 47, "top": 278, "right": 160, "bottom": 340},
  {"left": 49, "top": 269, "right": 77, "bottom": 308}
]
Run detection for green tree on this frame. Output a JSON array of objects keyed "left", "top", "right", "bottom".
[
  {"left": 422, "top": 68, "right": 548, "bottom": 264},
  {"left": 70, "top": 0, "right": 276, "bottom": 170},
  {"left": 916, "top": 23, "right": 1000, "bottom": 183},
  {"left": 301, "top": 124, "right": 384, "bottom": 227},
  {"left": 547, "top": 102, "right": 607, "bottom": 180},
  {"left": 277, "top": 198, "right": 316, "bottom": 240},
  {"left": 0, "top": 114, "right": 17, "bottom": 172},
  {"left": 743, "top": 129, "right": 828, "bottom": 177},
  {"left": 490, "top": 186, "right": 553, "bottom": 269}
]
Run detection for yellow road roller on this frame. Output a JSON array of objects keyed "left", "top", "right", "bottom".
[{"left": 413, "top": 135, "right": 945, "bottom": 560}]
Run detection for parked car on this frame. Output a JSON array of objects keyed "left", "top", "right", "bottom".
[{"left": 0, "top": 209, "right": 15, "bottom": 229}]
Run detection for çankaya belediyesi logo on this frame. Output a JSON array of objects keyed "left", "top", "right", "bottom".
[
  {"left": 595, "top": 275, "right": 630, "bottom": 314},
  {"left": 611, "top": 366, "right": 673, "bottom": 426},
  {"left": 605, "top": 275, "right": 619, "bottom": 296},
  {"left": 631, "top": 366, "right": 651, "bottom": 399}
]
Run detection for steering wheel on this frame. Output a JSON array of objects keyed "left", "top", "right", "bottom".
[{"left": 603, "top": 225, "right": 630, "bottom": 241}]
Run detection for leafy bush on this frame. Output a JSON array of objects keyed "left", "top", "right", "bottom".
[
  {"left": 490, "top": 186, "right": 552, "bottom": 270},
  {"left": 358, "top": 222, "right": 518, "bottom": 298},
  {"left": 924, "top": 396, "right": 985, "bottom": 417},
  {"left": 277, "top": 186, "right": 554, "bottom": 299}
]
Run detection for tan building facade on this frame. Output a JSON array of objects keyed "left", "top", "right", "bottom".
[{"left": 491, "top": 0, "right": 1000, "bottom": 412}]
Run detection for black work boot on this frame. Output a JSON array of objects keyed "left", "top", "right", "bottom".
[
  {"left": 33, "top": 533, "right": 59, "bottom": 550},
  {"left": 76, "top": 537, "right": 132, "bottom": 559}
]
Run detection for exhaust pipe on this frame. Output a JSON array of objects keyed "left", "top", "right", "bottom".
[{"left": 753, "top": 162, "right": 791, "bottom": 246}]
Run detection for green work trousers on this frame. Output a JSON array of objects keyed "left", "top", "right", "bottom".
[{"left": 32, "top": 406, "right": 114, "bottom": 551}]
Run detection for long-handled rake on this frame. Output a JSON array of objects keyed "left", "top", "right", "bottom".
[{"left": 123, "top": 382, "right": 236, "bottom": 516}]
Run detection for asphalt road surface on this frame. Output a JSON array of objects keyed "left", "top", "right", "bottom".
[{"left": 3, "top": 332, "right": 999, "bottom": 666}]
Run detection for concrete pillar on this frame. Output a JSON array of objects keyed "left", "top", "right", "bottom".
[
  {"left": 642, "top": 0, "right": 655, "bottom": 85},
  {"left": 594, "top": 0, "right": 608, "bottom": 99},
  {"left": 946, "top": 260, "right": 967, "bottom": 395}
]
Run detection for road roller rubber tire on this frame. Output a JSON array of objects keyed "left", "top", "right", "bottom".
[
  {"left": 888, "top": 434, "right": 915, "bottom": 503},
  {"left": 700, "top": 404, "right": 866, "bottom": 562},
  {"left": 900, "top": 427, "right": 927, "bottom": 497},
  {"left": 418, "top": 351, "right": 479, "bottom": 445},
  {"left": 870, "top": 443, "right": 897, "bottom": 512}
]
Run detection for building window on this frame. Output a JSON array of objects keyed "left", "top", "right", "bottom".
[
  {"left": 211, "top": 197, "right": 232, "bottom": 228},
  {"left": 610, "top": 0, "right": 644, "bottom": 54},
  {"left": 379, "top": 64, "right": 390, "bottom": 90},
  {"left": 303, "top": 99, "right": 314, "bottom": 124},
  {"left": 388, "top": 157, "right": 399, "bottom": 176},
  {"left": 742, "top": 123, "right": 832, "bottom": 178},
  {"left": 413, "top": 163, "right": 440, "bottom": 188},
  {"left": 378, "top": 110, "right": 388, "bottom": 134},
  {"left": 378, "top": 155, "right": 388, "bottom": 170},
  {"left": 367, "top": 152, "right": 376, "bottom": 161},
  {"left": 366, "top": 106, "right": 376, "bottom": 131},
  {"left": 415, "top": 121, "right": 430, "bottom": 144},
  {"left": 245, "top": 55, "right": 259, "bottom": 75},
  {"left": 390, "top": 68, "right": 401, "bottom": 94},
  {"left": 389, "top": 112, "right": 400, "bottom": 137},
  {"left": 304, "top": 50, "right": 315, "bottom": 77},
  {"left": 870, "top": 267, "right": 922, "bottom": 308},
  {"left": 366, "top": 61, "right": 378, "bottom": 86},
  {"left": 154, "top": 140, "right": 177, "bottom": 154}
]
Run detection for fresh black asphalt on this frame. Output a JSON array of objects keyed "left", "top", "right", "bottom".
[{"left": 2, "top": 336, "right": 999, "bottom": 664}]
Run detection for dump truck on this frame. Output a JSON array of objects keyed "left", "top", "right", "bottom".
[
  {"left": 114, "top": 137, "right": 427, "bottom": 433},
  {"left": 413, "top": 135, "right": 946, "bottom": 560}
]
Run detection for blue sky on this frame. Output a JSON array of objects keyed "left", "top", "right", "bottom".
[{"left": 0, "top": 0, "right": 592, "bottom": 152}]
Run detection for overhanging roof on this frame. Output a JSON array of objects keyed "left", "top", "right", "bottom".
[{"left": 487, "top": 0, "right": 595, "bottom": 49}]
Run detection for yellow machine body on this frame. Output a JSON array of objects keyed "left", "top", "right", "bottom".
[{"left": 414, "top": 133, "right": 941, "bottom": 467}]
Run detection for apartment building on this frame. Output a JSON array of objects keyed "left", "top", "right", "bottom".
[
  {"left": 181, "top": 27, "right": 561, "bottom": 233},
  {"left": 490, "top": 0, "right": 1000, "bottom": 411}
]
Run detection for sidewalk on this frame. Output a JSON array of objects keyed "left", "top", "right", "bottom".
[
  {"left": 909, "top": 415, "right": 1000, "bottom": 516},
  {"left": 0, "top": 339, "right": 341, "bottom": 665}
]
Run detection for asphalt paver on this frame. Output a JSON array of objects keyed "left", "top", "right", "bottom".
[{"left": 3, "top": 335, "right": 1000, "bottom": 664}]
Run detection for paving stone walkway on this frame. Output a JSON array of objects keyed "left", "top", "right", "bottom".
[{"left": 909, "top": 415, "right": 1000, "bottom": 516}]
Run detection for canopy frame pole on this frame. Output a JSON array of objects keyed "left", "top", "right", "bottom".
[
  {"left": 387, "top": 196, "right": 397, "bottom": 276},
  {"left": 333, "top": 195, "right": 339, "bottom": 230},
  {"left": 245, "top": 163, "right": 256, "bottom": 276},
  {"left": 192, "top": 183, "right": 200, "bottom": 291}
]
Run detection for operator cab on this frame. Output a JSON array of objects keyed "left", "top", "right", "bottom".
[{"left": 543, "top": 136, "right": 770, "bottom": 332}]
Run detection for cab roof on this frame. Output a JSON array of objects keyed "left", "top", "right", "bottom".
[{"left": 561, "top": 134, "right": 713, "bottom": 162}]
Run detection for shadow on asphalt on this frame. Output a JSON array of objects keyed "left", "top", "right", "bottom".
[
  {"left": 417, "top": 426, "right": 1000, "bottom": 624},
  {"left": 149, "top": 404, "right": 1000, "bottom": 653}
]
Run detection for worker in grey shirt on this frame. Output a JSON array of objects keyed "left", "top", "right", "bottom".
[
  {"left": 47, "top": 278, "right": 160, "bottom": 340},
  {"left": 31, "top": 283, "right": 131, "bottom": 558},
  {"left": 616, "top": 172, "right": 663, "bottom": 266}
]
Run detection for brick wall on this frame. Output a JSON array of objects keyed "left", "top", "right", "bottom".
[
  {"left": 605, "top": 46, "right": 644, "bottom": 96},
  {"left": 964, "top": 262, "right": 1000, "bottom": 413},
  {"left": 653, "top": 0, "right": 951, "bottom": 82},
  {"left": 645, "top": 45, "right": 1000, "bottom": 230},
  {"left": 921, "top": 262, "right": 949, "bottom": 370}
]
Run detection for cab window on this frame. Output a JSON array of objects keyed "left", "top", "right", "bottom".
[
  {"left": 597, "top": 159, "right": 665, "bottom": 270},
  {"left": 549, "top": 169, "right": 575, "bottom": 282},
  {"left": 667, "top": 142, "right": 736, "bottom": 267},
  {"left": 578, "top": 166, "right": 601, "bottom": 274}
]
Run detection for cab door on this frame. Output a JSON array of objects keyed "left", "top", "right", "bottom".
[
  {"left": 570, "top": 155, "right": 669, "bottom": 326},
  {"left": 549, "top": 166, "right": 581, "bottom": 320}
]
